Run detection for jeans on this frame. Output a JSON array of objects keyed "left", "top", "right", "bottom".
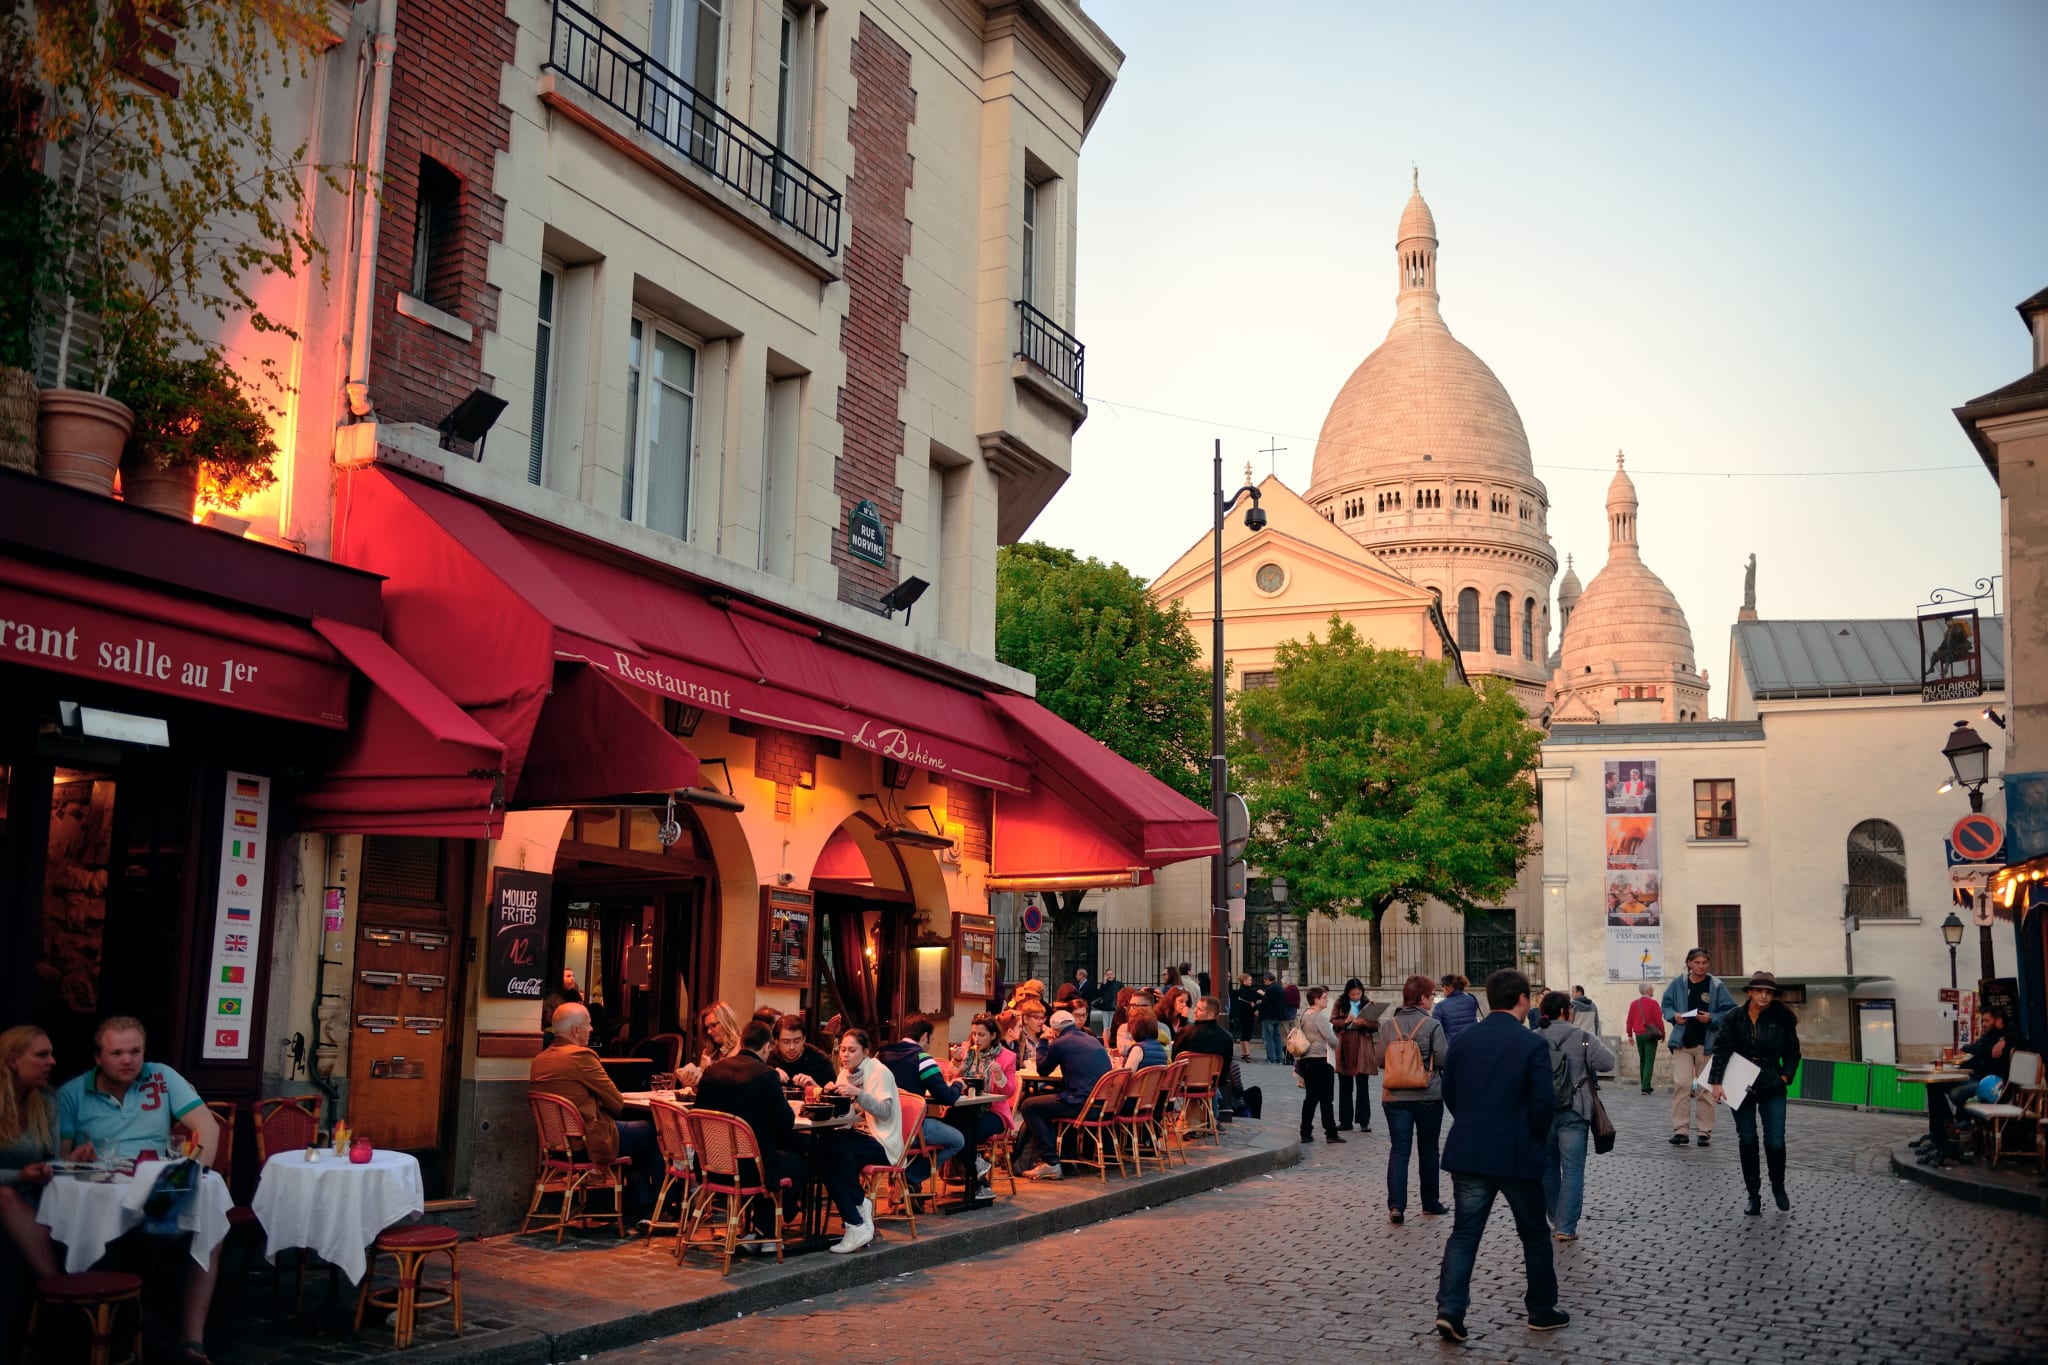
[
  {"left": 1020, "top": 1094, "right": 1082, "bottom": 1169},
  {"left": 1435, "top": 1173, "right": 1558, "bottom": 1320},
  {"left": 1731, "top": 1093, "right": 1787, "bottom": 1149},
  {"left": 1384, "top": 1100, "right": 1443, "bottom": 1212},
  {"left": 1337, "top": 1072, "right": 1372, "bottom": 1129},
  {"left": 1635, "top": 1036, "right": 1659, "bottom": 1091},
  {"left": 815, "top": 1130, "right": 887, "bottom": 1224},
  {"left": 1927, "top": 1080, "right": 1976, "bottom": 1151},
  {"left": 613, "top": 1118, "right": 662, "bottom": 1220},
  {"left": 1297, "top": 1057, "right": 1336, "bottom": 1137},
  {"left": 1543, "top": 1111, "right": 1590, "bottom": 1236},
  {"left": 914, "top": 1117, "right": 965, "bottom": 1184},
  {"left": 1262, "top": 1020, "right": 1285, "bottom": 1063}
]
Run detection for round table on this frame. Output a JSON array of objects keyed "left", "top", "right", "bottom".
[
  {"left": 250, "top": 1149, "right": 424, "bottom": 1284},
  {"left": 37, "top": 1164, "right": 233, "bottom": 1275}
]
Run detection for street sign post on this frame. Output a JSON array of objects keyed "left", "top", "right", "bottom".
[
  {"left": 1266, "top": 938, "right": 1289, "bottom": 959},
  {"left": 1950, "top": 813, "right": 2004, "bottom": 863},
  {"left": 1223, "top": 793, "right": 1250, "bottom": 863}
]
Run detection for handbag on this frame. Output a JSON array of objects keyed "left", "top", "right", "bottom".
[
  {"left": 1283, "top": 1019, "right": 1311, "bottom": 1059},
  {"left": 1582, "top": 1033, "right": 1616, "bottom": 1154}
]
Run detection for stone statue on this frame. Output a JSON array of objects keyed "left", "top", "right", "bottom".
[{"left": 1742, "top": 553, "right": 1756, "bottom": 610}]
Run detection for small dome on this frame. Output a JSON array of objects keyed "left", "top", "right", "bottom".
[
  {"left": 1556, "top": 451, "right": 1697, "bottom": 683},
  {"left": 1398, "top": 186, "right": 1436, "bottom": 244},
  {"left": 1557, "top": 553, "right": 1584, "bottom": 605}
]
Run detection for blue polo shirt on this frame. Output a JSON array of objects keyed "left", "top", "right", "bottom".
[{"left": 55, "top": 1063, "right": 203, "bottom": 1160}]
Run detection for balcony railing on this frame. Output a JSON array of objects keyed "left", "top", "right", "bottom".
[
  {"left": 544, "top": 0, "right": 841, "bottom": 256},
  {"left": 1015, "top": 299, "right": 1084, "bottom": 402}
]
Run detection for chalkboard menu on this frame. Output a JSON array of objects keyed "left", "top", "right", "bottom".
[
  {"left": 954, "top": 913, "right": 996, "bottom": 1000},
  {"left": 758, "top": 886, "right": 815, "bottom": 988},
  {"left": 486, "top": 868, "right": 552, "bottom": 998}
]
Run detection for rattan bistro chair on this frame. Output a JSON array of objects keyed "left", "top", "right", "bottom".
[
  {"left": 1053, "top": 1069, "right": 1130, "bottom": 1182},
  {"left": 1155, "top": 1058, "right": 1192, "bottom": 1167},
  {"left": 681, "top": 1110, "right": 791, "bottom": 1273},
  {"left": 645, "top": 1098, "right": 698, "bottom": 1250},
  {"left": 521, "top": 1092, "right": 632, "bottom": 1243},
  {"left": 1117, "top": 1066, "right": 1170, "bottom": 1174},
  {"left": 1177, "top": 1052, "right": 1224, "bottom": 1147},
  {"left": 859, "top": 1093, "right": 926, "bottom": 1238}
]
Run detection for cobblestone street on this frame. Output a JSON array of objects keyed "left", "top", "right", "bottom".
[{"left": 597, "top": 1062, "right": 2047, "bottom": 1364}]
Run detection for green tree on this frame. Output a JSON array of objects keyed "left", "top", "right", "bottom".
[
  {"left": 1231, "top": 618, "right": 1541, "bottom": 984},
  {"left": 996, "top": 542, "right": 1212, "bottom": 921}
]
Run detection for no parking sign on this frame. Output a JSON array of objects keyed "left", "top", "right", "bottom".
[{"left": 1951, "top": 813, "right": 2003, "bottom": 863}]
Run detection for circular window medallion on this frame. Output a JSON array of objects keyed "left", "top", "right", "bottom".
[{"left": 1254, "top": 563, "right": 1285, "bottom": 594}]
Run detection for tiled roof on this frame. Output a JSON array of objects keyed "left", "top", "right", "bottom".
[{"left": 1734, "top": 618, "right": 2005, "bottom": 700}]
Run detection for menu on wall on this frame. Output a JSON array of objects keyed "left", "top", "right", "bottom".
[
  {"left": 201, "top": 772, "right": 270, "bottom": 1061},
  {"left": 954, "top": 913, "right": 995, "bottom": 1001},
  {"left": 486, "top": 868, "right": 552, "bottom": 998},
  {"left": 758, "top": 886, "right": 815, "bottom": 988}
]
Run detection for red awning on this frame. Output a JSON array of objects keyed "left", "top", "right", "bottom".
[
  {"left": 985, "top": 692, "right": 1220, "bottom": 875},
  {"left": 513, "top": 663, "right": 700, "bottom": 806},
  {"left": 0, "top": 553, "right": 350, "bottom": 728}
]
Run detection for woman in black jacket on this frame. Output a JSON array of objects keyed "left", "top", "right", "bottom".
[{"left": 1710, "top": 970, "right": 1803, "bottom": 1215}]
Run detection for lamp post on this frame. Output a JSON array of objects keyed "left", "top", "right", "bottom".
[
  {"left": 1211, "top": 440, "right": 1265, "bottom": 1006},
  {"left": 1938, "top": 719, "right": 1999, "bottom": 979},
  {"left": 1941, "top": 911, "right": 1965, "bottom": 1049}
]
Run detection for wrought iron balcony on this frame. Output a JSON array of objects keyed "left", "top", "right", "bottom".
[
  {"left": 544, "top": 0, "right": 841, "bottom": 256},
  {"left": 1015, "top": 299, "right": 1084, "bottom": 403}
]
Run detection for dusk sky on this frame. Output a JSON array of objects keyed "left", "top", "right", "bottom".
[{"left": 1032, "top": 0, "right": 2048, "bottom": 714}]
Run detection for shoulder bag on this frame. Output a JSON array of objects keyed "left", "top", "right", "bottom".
[
  {"left": 1581, "top": 1032, "right": 1616, "bottom": 1154},
  {"left": 1284, "top": 1016, "right": 1312, "bottom": 1059}
]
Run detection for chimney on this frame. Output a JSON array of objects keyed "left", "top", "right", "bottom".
[{"left": 2020, "top": 287, "right": 2048, "bottom": 373}]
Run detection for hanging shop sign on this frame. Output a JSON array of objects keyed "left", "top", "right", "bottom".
[{"left": 1918, "top": 606, "right": 1984, "bottom": 703}]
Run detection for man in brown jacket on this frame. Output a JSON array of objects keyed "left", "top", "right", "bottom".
[{"left": 529, "top": 1003, "right": 659, "bottom": 1224}]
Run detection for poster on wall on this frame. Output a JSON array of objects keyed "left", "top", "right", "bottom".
[
  {"left": 757, "top": 886, "right": 816, "bottom": 988},
  {"left": 953, "top": 913, "right": 996, "bottom": 1000},
  {"left": 201, "top": 772, "right": 270, "bottom": 1060},
  {"left": 1604, "top": 757, "right": 1663, "bottom": 983},
  {"left": 485, "top": 868, "right": 552, "bottom": 998}
]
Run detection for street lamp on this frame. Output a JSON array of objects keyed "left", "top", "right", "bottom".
[
  {"left": 1211, "top": 440, "right": 1264, "bottom": 1005},
  {"left": 1941, "top": 720, "right": 1993, "bottom": 812},
  {"left": 1941, "top": 910, "right": 1965, "bottom": 1049}
]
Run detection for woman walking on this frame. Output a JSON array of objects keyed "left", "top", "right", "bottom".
[
  {"left": 1294, "top": 986, "right": 1342, "bottom": 1143},
  {"left": 1333, "top": 978, "right": 1379, "bottom": 1133},
  {"left": 1380, "top": 975, "right": 1450, "bottom": 1223},
  {"left": 1711, "top": 971, "right": 1803, "bottom": 1214},
  {"left": 1433, "top": 974, "right": 1479, "bottom": 1044},
  {"left": 1536, "top": 991, "right": 1615, "bottom": 1241},
  {"left": 1230, "top": 973, "right": 1260, "bottom": 1061}
]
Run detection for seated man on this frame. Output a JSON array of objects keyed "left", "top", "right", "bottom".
[
  {"left": 771, "top": 1013, "right": 838, "bottom": 1091},
  {"left": 57, "top": 1016, "right": 223, "bottom": 1365},
  {"left": 1927, "top": 1004, "right": 2027, "bottom": 1161},
  {"left": 529, "top": 1003, "right": 660, "bottom": 1223},
  {"left": 1173, "top": 995, "right": 1241, "bottom": 1122},
  {"left": 1018, "top": 1011, "right": 1111, "bottom": 1181},
  {"left": 694, "top": 1020, "right": 804, "bottom": 1246},
  {"left": 878, "top": 1016, "right": 966, "bottom": 1189}
]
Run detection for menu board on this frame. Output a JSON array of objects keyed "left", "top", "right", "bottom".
[
  {"left": 954, "top": 913, "right": 996, "bottom": 1001},
  {"left": 201, "top": 771, "right": 270, "bottom": 1060},
  {"left": 486, "top": 868, "right": 552, "bottom": 998},
  {"left": 758, "top": 886, "right": 815, "bottom": 987}
]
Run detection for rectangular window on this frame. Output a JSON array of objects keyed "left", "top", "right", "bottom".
[
  {"left": 1020, "top": 176, "right": 1040, "bottom": 306},
  {"left": 623, "top": 315, "right": 698, "bottom": 541},
  {"left": 1241, "top": 671, "right": 1275, "bottom": 690},
  {"left": 651, "top": 0, "right": 725, "bottom": 164},
  {"left": 759, "top": 374, "right": 801, "bottom": 577},
  {"left": 1697, "top": 905, "right": 1743, "bottom": 977},
  {"left": 1693, "top": 779, "right": 1736, "bottom": 839},
  {"left": 527, "top": 265, "right": 558, "bottom": 486},
  {"left": 410, "top": 157, "right": 462, "bottom": 308}
]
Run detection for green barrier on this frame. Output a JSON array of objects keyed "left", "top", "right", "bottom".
[
  {"left": 1830, "top": 1060, "right": 1870, "bottom": 1107},
  {"left": 1866, "top": 1065, "right": 1927, "bottom": 1114}
]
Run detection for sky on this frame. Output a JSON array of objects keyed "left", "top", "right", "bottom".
[{"left": 1028, "top": 0, "right": 2048, "bottom": 716}]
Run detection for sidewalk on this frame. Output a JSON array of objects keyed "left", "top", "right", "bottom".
[
  {"left": 1888, "top": 1141, "right": 2048, "bottom": 1216},
  {"left": 205, "top": 1117, "right": 1298, "bottom": 1364}
]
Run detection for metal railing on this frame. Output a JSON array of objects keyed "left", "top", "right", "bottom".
[
  {"left": 1015, "top": 299, "right": 1084, "bottom": 401},
  {"left": 544, "top": 0, "right": 842, "bottom": 256}
]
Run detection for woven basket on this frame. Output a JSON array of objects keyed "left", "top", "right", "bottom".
[{"left": 0, "top": 366, "right": 37, "bottom": 474}]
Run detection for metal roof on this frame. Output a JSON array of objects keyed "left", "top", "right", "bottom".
[
  {"left": 1734, "top": 618, "right": 2005, "bottom": 700},
  {"left": 1543, "top": 720, "right": 1764, "bottom": 746}
]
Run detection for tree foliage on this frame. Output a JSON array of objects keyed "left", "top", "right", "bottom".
[
  {"left": 1231, "top": 618, "right": 1541, "bottom": 925},
  {"left": 995, "top": 541, "right": 1211, "bottom": 804}
]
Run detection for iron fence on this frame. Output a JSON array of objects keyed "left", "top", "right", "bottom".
[
  {"left": 544, "top": 0, "right": 842, "bottom": 255},
  {"left": 1015, "top": 299, "right": 1084, "bottom": 401}
]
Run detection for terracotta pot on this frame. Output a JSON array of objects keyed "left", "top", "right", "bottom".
[
  {"left": 120, "top": 443, "right": 200, "bottom": 519},
  {"left": 0, "top": 366, "right": 37, "bottom": 475},
  {"left": 36, "top": 389, "right": 133, "bottom": 494}
]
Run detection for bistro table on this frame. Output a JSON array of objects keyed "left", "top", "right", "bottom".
[
  {"left": 250, "top": 1148, "right": 425, "bottom": 1284},
  {"left": 788, "top": 1108, "right": 858, "bottom": 1251},
  {"left": 925, "top": 1091, "right": 1004, "bottom": 1213},
  {"left": 37, "top": 1162, "right": 233, "bottom": 1275}
]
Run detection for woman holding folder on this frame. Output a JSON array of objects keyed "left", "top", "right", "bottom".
[
  {"left": 1334, "top": 979, "right": 1382, "bottom": 1133},
  {"left": 1709, "top": 971, "right": 1803, "bottom": 1215}
]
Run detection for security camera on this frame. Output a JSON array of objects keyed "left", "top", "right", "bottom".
[
  {"left": 1244, "top": 504, "right": 1267, "bottom": 532},
  {"left": 776, "top": 871, "right": 796, "bottom": 886}
]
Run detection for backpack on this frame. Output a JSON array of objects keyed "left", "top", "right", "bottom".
[
  {"left": 1546, "top": 1028, "right": 1575, "bottom": 1109},
  {"left": 1381, "top": 1012, "right": 1433, "bottom": 1090}
]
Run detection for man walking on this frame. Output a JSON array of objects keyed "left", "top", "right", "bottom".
[
  {"left": 1434, "top": 970, "right": 1567, "bottom": 1342},
  {"left": 1660, "top": 948, "right": 1735, "bottom": 1146},
  {"left": 1623, "top": 984, "right": 1663, "bottom": 1094},
  {"left": 1568, "top": 986, "right": 1601, "bottom": 1041},
  {"left": 1258, "top": 972, "right": 1289, "bottom": 1063}
]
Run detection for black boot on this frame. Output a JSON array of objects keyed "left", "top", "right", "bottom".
[
  {"left": 1766, "top": 1145, "right": 1790, "bottom": 1210},
  {"left": 1739, "top": 1142, "right": 1762, "bottom": 1216}
]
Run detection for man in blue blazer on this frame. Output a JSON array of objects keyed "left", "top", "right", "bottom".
[{"left": 1434, "top": 969, "right": 1568, "bottom": 1341}]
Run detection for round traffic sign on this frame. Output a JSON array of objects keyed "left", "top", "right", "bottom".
[
  {"left": 1021, "top": 903, "right": 1044, "bottom": 933},
  {"left": 1951, "top": 813, "right": 2003, "bottom": 862}
]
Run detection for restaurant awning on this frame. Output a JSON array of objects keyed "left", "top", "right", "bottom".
[
  {"left": 512, "top": 662, "right": 700, "bottom": 807},
  {"left": 985, "top": 692, "right": 1220, "bottom": 875}
]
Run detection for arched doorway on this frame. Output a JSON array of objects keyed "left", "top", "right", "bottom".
[{"left": 806, "top": 814, "right": 937, "bottom": 1035}]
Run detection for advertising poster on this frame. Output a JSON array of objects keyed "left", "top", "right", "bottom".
[
  {"left": 1604, "top": 758, "right": 1663, "bottom": 982},
  {"left": 486, "top": 868, "right": 552, "bottom": 998},
  {"left": 202, "top": 772, "right": 270, "bottom": 1060}
]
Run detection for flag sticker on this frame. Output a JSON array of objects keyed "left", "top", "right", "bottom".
[
  {"left": 223, "top": 934, "right": 249, "bottom": 952},
  {"left": 226, "top": 906, "right": 251, "bottom": 922},
  {"left": 214, "top": 1029, "right": 239, "bottom": 1049},
  {"left": 229, "top": 838, "right": 258, "bottom": 862},
  {"left": 233, "top": 808, "right": 259, "bottom": 829},
  {"left": 217, "top": 997, "right": 242, "bottom": 1016},
  {"left": 220, "top": 966, "right": 245, "bottom": 985},
  {"left": 235, "top": 778, "right": 261, "bottom": 800}
]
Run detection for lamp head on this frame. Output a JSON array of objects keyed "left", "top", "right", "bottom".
[
  {"left": 1941, "top": 719, "right": 1992, "bottom": 789},
  {"left": 1940, "top": 910, "right": 1966, "bottom": 947}
]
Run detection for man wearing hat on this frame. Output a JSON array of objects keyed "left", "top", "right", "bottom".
[
  {"left": 1708, "top": 971, "right": 1804, "bottom": 1215},
  {"left": 1017, "top": 1009, "right": 1110, "bottom": 1180}
]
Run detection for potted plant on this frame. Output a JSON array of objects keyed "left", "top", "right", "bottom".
[
  {"left": 112, "top": 339, "right": 279, "bottom": 518},
  {"left": 19, "top": 1, "right": 339, "bottom": 495}
]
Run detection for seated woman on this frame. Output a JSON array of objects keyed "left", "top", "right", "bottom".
[
  {"left": 679, "top": 1001, "right": 744, "bottom": 1092},
  {"left": 0, "top": 1025, "right": 61, "bottom": 1279},
  {"left": 1117, "top": 1006, "right": 1169, "bottom": 1072},
  {"left": 953, "top": 1014, "right": 1016, "bottom": 1202}
]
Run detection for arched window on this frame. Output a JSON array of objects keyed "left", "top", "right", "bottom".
[
  {"left": 1456, "top": 588, "right": 1479, "bottom": 652},
  {"left": 1846, "top": 819, "right": 1907, "bottom": 919},
  {"left": 1492, "top": 591, "right": 1512, "bottom": 653},
  {"left": 1522, "top": 597, "right": 1535, "bottom": 659}
]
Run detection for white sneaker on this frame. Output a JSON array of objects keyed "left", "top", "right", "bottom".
[
  {"left": 858, "top": 1196, "right": 873, "bottom": 1225},
  {"left": 1023, "top": 1163, "right": 1063, "bottom": 1180},
  {"left": 830, "top": 1218, "right": 874, "bottom": 1254},
  {"left": 975, "top": 1156, "right": 992, "bottom": 1179}
]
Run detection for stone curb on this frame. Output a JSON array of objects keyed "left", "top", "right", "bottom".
[
  {"left": 1888, "top": 1141, "right": 2047, "bottom": 1216},
  {"left": 394, "top": 1129, "right": 1301, "bottom": 1363}
]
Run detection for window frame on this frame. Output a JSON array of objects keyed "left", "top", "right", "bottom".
[
  {"left": 622, "top": 311, "right": 703, "bottom": 542},
  {"left": 1521, "top": 596, "right": 1535, "bottom": 660},
  {"left": 1696, "top": 905, "right": 1743, "bottom": 978},
  {"left": 1020, "top": 173, "right": 1044, "bottom": 307},
  {"left": 1846, "top": 818, "right": 1908, "bottom": 919},
  {"left": 1492, "top": 590, "right": 1512, "bottom": 655},
  {"left": 527, "top": 262, "right": 561, "bottom": 486},
  {"left": 1692, "top": 778, "right": 1736, "bottom": 840},
  {"left": 1456, "top": 588, "right": 1480, "bottom": 653}
]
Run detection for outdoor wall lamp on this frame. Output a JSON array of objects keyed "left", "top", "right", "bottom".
[{"left": 1941, "top": 720, "right": 1993, "bottom": 811}]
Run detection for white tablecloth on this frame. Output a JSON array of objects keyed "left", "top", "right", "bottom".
[
  {"left": 250, "top": 1149, "right": 424, "bottom": 1283},
  {"left": 37, "top": 1165, "right": 233, "bottom": 1275}
]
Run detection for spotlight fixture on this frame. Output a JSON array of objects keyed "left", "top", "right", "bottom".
[
  {"left": 437, "top": 387, "right": 509, "bottom": 461},
  {"left": 1982, "top": 707, "right": 2007, "bottom": 729},
  {"left": 877, "top": 575, "right": 929, "bottom": 625}
]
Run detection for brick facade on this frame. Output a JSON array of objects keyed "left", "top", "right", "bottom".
[
  {"left": 939, "top": 777, "right": 991, "bottom": 861},
  {"left": 751, "top": 726, "right": 828, "bottom": 821},
  {"left": 832, "top": 15, "right": 917, "bottom": 610},
  {"left": 367, "top": 2, "right": 515, "bottom": 427}
]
